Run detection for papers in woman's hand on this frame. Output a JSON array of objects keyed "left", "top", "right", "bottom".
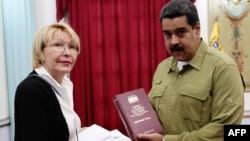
[{"left": 78, "top": 124, "right": 131, "bottom": 141}]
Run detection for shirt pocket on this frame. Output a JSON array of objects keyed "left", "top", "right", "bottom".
[
  {"left": 149, "top": 79, "right": 167, "bottom": 112},
  {"left": 180, "top": 85, "right": 211, "bottom": 123}
]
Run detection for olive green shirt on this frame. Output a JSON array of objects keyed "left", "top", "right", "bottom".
[{"left": 148, "top": 40, "right": 244, "bottom": 141}]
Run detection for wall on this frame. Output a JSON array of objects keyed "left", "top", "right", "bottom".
[
  {"left": 35, "top": 0, "right": 56, "bottom": 30},
  {"left": 242, "top": 92, "right": 250, "bottom": 124},
  {"left": 195, "top": 0, "right": 208, "bottom": 43},
  {"left": 0, "top": 0, "right": 56, "bottom": 141},
  {"left": 0, "top": 0, "right": 10, "bottom": 140}
]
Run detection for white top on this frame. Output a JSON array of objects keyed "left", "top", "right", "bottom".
[
  {"left": 177, "top": 61, "right": 189, "bottom": 71},
  {"left": 35, "top": 67, "right": 81, "bottom": 141}
]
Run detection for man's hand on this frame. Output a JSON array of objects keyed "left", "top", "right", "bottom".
[{"left": 137, "top": 133, "right": 164, "bottom": 141}]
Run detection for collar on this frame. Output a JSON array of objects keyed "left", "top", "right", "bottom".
[
  {"left": 169, "top": 39, "right": 208, "bottom": 71},
  {"left": 34, "top": 66, "right": 72, "bottom": 89}
]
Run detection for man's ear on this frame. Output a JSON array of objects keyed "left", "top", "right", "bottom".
[{"left": 195, "top": 22, "right": 201, "bottom": 37}]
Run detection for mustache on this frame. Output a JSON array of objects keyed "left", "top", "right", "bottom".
[{"left": 170, "top": 45, "right": 184, "bottom": 52}]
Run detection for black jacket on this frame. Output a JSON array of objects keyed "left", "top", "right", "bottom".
[{"left": 14, "top": 71, "right": 69, "bottom": 141}]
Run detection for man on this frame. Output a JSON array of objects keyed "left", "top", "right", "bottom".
[{"left": 138, "top": 0, "right": 245, "bottom": 141}]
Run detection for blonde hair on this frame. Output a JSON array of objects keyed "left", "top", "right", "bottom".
[{"left": 32, "top": 22, "right": 80, "bottom": 69}]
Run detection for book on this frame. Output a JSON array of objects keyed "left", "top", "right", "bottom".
[{"left": 113, "top": 88, "right": 163, "bottom": 141}]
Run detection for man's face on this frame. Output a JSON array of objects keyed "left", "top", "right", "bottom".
[{"left": 162, "top": 16, "right": 200, "bottom": 61}]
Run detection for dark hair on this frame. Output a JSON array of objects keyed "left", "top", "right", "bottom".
[{"left": 160, "top": 0, "right": 199, "bottom": 28}]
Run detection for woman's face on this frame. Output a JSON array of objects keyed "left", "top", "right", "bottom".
[{"left": 42, "top": 31, "right": 79, "bottom": 80}]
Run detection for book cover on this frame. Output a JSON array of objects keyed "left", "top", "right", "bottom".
[{"left": 113, "top": 88, "right": 163, "bottom": 141}]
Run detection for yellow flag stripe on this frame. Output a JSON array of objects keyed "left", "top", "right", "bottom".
[{"left": 209, "top": 20, "right": 224, "bottom": 52}]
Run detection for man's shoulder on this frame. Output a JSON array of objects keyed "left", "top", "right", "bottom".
[
  {"left": 158, "top": 56, "right": 174, "bottom": 66},
  {"left": 206, "top": 47, "right": 236, "bottom": 65}
]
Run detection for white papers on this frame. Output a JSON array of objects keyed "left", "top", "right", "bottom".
[
  {"left": 107, "top": 129, "right": 131, "bottom": 141},
  {"left": 78, "top": 124, "right": 131, "bottom": 141}
]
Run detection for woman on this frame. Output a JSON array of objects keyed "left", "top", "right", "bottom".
[{"left": 14, "top": 22, "right": 81, "bottom": 141}]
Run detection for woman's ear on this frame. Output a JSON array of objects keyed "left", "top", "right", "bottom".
[{"left": 40, "top": 54, "right": 45, "bottom": 64}]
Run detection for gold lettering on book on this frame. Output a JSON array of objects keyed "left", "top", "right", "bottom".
[
  {"left": 131, "top": 104, "right": 149, "bottom": 117},
  {"left": 134, "top": 117, "right": 152, "bottom": 124}
]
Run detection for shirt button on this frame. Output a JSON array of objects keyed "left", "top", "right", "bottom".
[{"left": 168, "top": 108, "right": 172, "bottom": 112}]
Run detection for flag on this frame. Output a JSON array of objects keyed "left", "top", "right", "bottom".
[{"left": 209, "top": 17, "right": 224, "bottom": 52}]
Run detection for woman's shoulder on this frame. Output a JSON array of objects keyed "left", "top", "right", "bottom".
[{"left": 15, "top": 71, "right": 53, "bottom": 99}]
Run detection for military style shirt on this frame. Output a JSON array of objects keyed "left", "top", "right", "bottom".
[{"left": 148, "top": 40, "right": 244, "bottom": 141}]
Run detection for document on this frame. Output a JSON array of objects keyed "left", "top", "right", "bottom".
[{"left": 78, "top": 124, "right": 131, "bottom": 141}]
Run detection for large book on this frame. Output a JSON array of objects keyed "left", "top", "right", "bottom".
[{"left": 113, "top": 88, "right": 163, "bottom": 141}]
